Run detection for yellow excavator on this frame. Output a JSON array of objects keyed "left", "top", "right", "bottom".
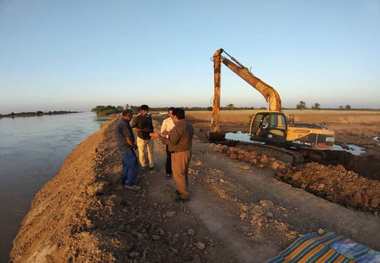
[{"left": 210, "top": 48, "right": 335, "bottom": 150}]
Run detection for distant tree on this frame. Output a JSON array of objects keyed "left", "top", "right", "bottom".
[
  {"left": 339, "top": 105, "right": 344, "bottom": 110},
  {"left": 311, "top": 102, "right": 320, "bottom": 110},
  {"left": 207, "top": 106, "right": 212, "bottom": 111},
  {"left": 296, "top": 101, "right": 307, "bottom": 110},
  {"left": 226, "top": 103, "right": 235, "bottom": 110},
  {"left": 91, "top": 105, "right": 123, "bottom": 116},
  {"left": 130, "top": 105, "right": 139, "bottom": 113},
  {"left": 345, "top": 104, "right": 351, "bottom": 110}
]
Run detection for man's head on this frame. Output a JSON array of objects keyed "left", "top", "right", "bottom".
[
  {"left": 172, "top": 108, "right": 185, "bottom": 122},
  {"left": 168, "top": 107, "right": 175, "bottom": 118},
  {"left": 139, "top": 105, "right": 149, "bottom": 116},
  {"left": 121, "top": 109, "right": 133, "bottom": 121}
]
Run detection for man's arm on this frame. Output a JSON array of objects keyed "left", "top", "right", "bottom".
[
  {"left": 130, "top": 115, "right": 138, "bottom": 129},
  {"left": 117, "top": 122, "right": 126, "bottom": 144},
  {"left": 117, "top": 122, "right": 124, "bottom": 137},
  {"left": 126, "top": 137, "right": 136, "bottom": 148},
  {"left": 160, "top": 119, "right": 167, "bottom": 134},
  {"left": 147, "top": 115, "right": 154, "bottom": 133},
  {"left": 125, "top": 127, "right": 137, "bottom": 149},
  {"left": 159, "top": 125, "right": 181, "bottom": 145}
]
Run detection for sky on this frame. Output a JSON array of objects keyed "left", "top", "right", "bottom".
[{"left": 0, "top": 0, "right": 379, "bottom": 112}]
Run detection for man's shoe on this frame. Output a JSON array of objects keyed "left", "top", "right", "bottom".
[
  {"left": 149, "top": 166, "right": 155, "bottom": 171},
  {"left": 175, "top": 195, "right": 190, "bottom": 203},
  {"left": 174, "top": 191, "right": 189, "bottom": 202},
  {"left": 124, "top": 185, "right": 141, "bottom": 191}
]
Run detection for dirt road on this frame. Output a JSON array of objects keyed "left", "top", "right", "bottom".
[
  {"left": 147, "top": 121, "right": 380, "bottom": 261},
  {"left": 11, "top": 119, "right": 380, "bottom": 262}
]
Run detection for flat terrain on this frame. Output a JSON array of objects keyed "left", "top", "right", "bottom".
[{"left": 11, "top": 116, "right": 380, "bottom": 262}]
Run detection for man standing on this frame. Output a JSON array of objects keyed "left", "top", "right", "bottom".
[
  {"left": 152, "top": 108, "right": 193, "bottom": 201},
  {"left": 131, "top": 105, "right": 155, "bottom": 169},
  {"left": 160, "top": 107, "right": 175, "bottom": 178},
  {"left": 117, "top": 110, "right": 140, "bottom": 190}
]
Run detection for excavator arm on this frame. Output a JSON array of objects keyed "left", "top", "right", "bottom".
[{"left": 210, "top": 48, "right": 282, "bottom": 134}]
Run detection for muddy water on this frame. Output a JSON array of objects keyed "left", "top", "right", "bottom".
[
  {"left": 225, "top": 132, "right": 367, "bottom": 156},
  {"left": 0, "top": 112, "right": 102, "bottom": 261},
  {"left": 225, "top": 132, "right": 264, "bottom": 145}
]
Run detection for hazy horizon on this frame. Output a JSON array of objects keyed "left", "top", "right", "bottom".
[
  {"left": 1, "top": 0, "right": 379, "bottom": 112},
  {"left": 2, "top": 102, "right": 380, "bottom": 115}
]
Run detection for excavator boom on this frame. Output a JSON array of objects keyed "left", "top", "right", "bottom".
[{"left": 210, "top": 48, "right": 282, "bottom": 133}]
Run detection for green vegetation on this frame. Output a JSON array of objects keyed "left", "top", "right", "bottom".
[
  {"left": 91, "top": 105, "right": 124, "bottom": 116},
  {"left": 296, "top": 101, "right": 307, "bottom": 110},
  {"left": 312, "top": 103, "right": 321, "bottom": 110}
]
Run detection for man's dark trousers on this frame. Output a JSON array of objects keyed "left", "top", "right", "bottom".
[
  {"left": 122, "top": 149, "right": 138, "bottom": 186},
  {"left": 166, "top": 146, "right": 172, "bottom": 175}
]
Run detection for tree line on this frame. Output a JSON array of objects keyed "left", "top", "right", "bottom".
[
  {"left": 0, "top": 110, "right": 79, "bottom": 119},
  {"left": 296, "top": 101, "right": 352, "bottom": 110},
  {"left": 91, "top": 104, "right": 264, "bottom": 116},
  {"left": 91, "top": 103, "right": 378, "bottom": 116}
]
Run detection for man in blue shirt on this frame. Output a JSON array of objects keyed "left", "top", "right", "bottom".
[{"left": 117, "top": 109, "right": 140, "bottom": 190}]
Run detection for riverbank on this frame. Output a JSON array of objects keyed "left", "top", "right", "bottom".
[
  {"left": 10, "top": 119, "right": 114, "bottom": 262},
  {"left": 0, "top": 110, "right": 79, "bottom": 119},
  {"left": 10, "top": 118, "right": 235, "bottom": 262},
  {"left": 11, "top": 118, "right": 380, "bottom": 262}
]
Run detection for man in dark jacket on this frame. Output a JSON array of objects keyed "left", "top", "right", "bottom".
[
  {"left": 131, "top": 105, "right": 155, "bottom": 169},
  {"left": 117, "top": 109, "right": 140, "bottom": 190}
]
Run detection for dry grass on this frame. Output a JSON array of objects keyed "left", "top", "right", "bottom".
[{"left": 187, "top": 110, "right": 380, "bottom": 125}]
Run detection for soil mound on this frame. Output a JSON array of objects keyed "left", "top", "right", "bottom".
[
  {"left": 277, "top": 163, "right": 380, "bottom": 213},
  {"left": 210, "top": 143, "right": 380, "bottom": 213}
]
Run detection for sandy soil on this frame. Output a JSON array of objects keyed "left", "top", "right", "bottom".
[{"left": 11, "top": 117, "right": 380, "bottom": 262}]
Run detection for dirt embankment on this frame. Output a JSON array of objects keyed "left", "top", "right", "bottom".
[
  {"left": 210, "top": 143, "right": 380, "bottom": 214},
  {"left": 10, "top": 120, "right": 234, "bottom": 262},
  {"left": 10, "top": 121, "right": 115, "bottom": 262},
  {"left": 278, "top": 163, "right": 380, "bottom": 213}
]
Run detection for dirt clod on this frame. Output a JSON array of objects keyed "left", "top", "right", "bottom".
[{"left": 195, "top": 241, "right": 206, "bottom": 250}]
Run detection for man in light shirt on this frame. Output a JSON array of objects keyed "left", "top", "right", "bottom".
[{"left": 160, "top": 107, "right": 175, "bottom": 178}]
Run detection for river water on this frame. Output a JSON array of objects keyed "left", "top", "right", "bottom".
[{"left": 0, "top": 112, "right": 102, "bottom": 261}]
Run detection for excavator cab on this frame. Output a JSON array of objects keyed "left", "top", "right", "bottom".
[{"left": 250, "top": 112, "right": 288, "bottom": 145}]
